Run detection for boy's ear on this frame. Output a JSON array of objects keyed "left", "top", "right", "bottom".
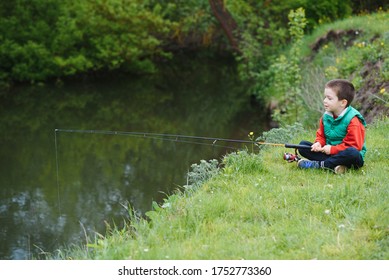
[{"left": 341, "top": 99, "right": 348, "bottom": 107}]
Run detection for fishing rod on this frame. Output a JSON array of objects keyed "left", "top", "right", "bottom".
[{"left": 54, "top": 128, "right": 311, "bottom": 150}]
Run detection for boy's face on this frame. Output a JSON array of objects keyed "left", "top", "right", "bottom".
[{"left": 323, "top": 87, "right": 347, "bottom": 116}]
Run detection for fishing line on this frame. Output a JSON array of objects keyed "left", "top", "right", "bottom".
[
  {"left": 55, "top": 128, "right": 254, "bottom": 144},
  {"left": 54, "top": 128, "right": 256, "bottom": 150},
  {"left": 54, "top": 130, "right": 61, "bottom": 215}
]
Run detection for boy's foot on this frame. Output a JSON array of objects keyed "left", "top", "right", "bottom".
[
  {"left": 334, "top": 165, "right": 348, "bottom": 174},
  {"left": 297, "top": 159, "right": 320, "bottom": 169}
]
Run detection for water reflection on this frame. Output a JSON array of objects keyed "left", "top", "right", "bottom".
[
  {"left": 0, "top": 55, "right": 266, "bottom": 259},
  {"left": 2, "top": 189, "right": 66, "bottom": 259}
]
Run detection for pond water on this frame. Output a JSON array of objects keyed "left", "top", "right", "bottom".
[{"left": 0, "top": 55, "right": 267, "bottom": 259}]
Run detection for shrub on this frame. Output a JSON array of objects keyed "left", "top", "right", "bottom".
[{"left": 184, "top": 159, "right": 219, "bottom": 191}]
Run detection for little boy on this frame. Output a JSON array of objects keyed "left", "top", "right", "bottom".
[{"left": 297, "top": 79, "right": 366, "bottom": 174}]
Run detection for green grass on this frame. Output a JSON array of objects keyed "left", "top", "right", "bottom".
[{"left": 59, "top": 117, "right": 389, "bottom": 260}]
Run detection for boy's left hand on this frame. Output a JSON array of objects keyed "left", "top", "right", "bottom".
[{"left": 322, "top": 145, "right": 331, "bottom": 155}]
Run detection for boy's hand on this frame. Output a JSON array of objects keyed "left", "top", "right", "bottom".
[
  {"left": 322, "top": 145, "right": 331, "bottom": 155},
  {"left": 311, "top": 142, "right": 322, "bottom": 152}
]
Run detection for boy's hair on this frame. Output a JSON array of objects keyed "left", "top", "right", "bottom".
[{"left": 325, "top": 79, "right": 355, "bottom": 107}]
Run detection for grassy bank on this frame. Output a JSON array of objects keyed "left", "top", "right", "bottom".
[{"left": 60, "top": 117, "right": 389, "bottom": 260}]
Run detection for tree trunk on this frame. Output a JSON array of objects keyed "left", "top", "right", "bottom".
[{"left": 208, "top": 0, "right": 240, "bottom": 53}]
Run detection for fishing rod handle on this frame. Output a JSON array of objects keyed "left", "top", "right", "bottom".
[{"left": 284, "top": 143, "right": 312, "bottom": 149}]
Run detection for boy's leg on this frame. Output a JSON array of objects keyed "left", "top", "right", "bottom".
[
  {"left": 298, "top": 140, "right": 329, "bottom": 161},
  {"left": 323, "top": 147, "right": 364, "bottom": 170}
]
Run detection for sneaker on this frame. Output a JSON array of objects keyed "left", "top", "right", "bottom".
[
  {"left": 297, "top": 159, "right": 320, "bottom": 169},
  {"left": 334, "top": 165, "right": 347, "bottom": 174}
]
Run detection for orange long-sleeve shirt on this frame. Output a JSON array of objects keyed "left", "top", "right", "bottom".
[{"left": 315, "top": 116, "right": 366, "bottom": 155}]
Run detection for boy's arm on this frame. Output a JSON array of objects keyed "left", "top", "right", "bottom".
[
  {"left": 315, "top": 118, "right": 326, "bottom": 146},
  {"left": 329, "top": 117, "right": 365, "bottom": 155}
]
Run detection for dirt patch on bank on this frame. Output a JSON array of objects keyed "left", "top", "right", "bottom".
[
  {"left": 311, "top": 29, "right": 363, "bottom": 52},
  {"left": 354, "top": 60, "right": 389, "bottom": 123}
]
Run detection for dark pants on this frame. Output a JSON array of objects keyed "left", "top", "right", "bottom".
[{"left": 297, "top": 140, "right": 364, "bottom": 170}]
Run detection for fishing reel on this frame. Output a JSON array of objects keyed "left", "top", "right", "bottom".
[{"left": 283, "top": 152, "right": 300, "bottom": 162}]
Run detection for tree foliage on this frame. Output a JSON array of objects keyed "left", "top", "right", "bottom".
[
  {"left": 0, "top": 0, "right": 172, "bottom": 85},
  {"left": 0, "top": 0, "right": 386, "bottom": 86}
]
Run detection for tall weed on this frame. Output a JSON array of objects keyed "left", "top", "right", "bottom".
[{"left": 270, "top": 8, "right": 307, "bottom": 126}]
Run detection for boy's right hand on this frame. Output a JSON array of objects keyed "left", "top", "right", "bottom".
[{"left": 311, "top": 142, "right": 322, "bottom": 152}]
